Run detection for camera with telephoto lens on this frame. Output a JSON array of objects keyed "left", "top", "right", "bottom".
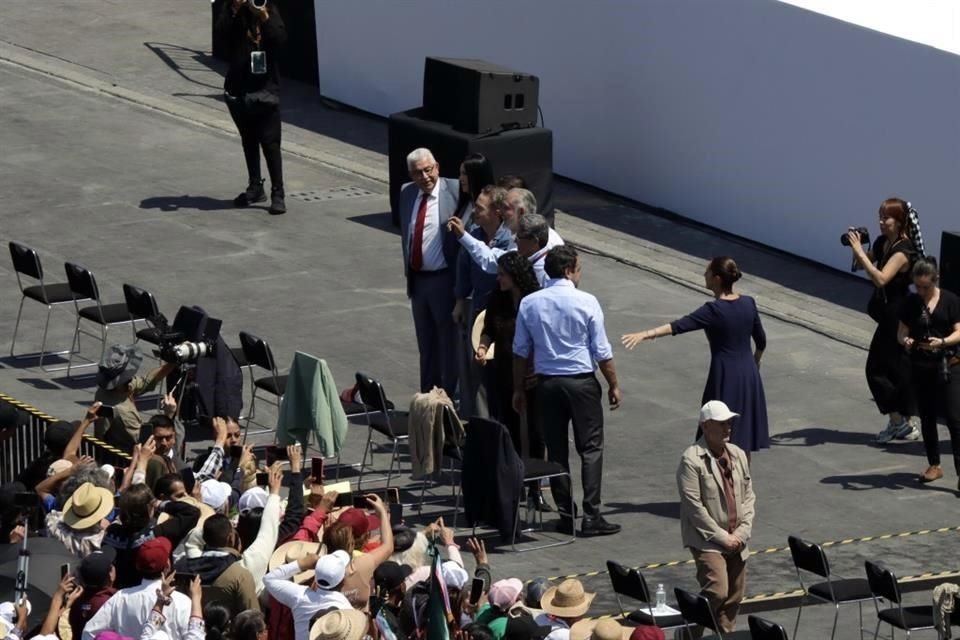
[
  {"left": 249, "top": 0, "right": 267, "bottom": 8},
  {"left": 840, "top": 227, "right": 871, "bottom": 247},
  {"left": 146, "top": 307, "right": 220, "bottom": 365}
]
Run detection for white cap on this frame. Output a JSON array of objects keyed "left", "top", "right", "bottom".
[
  {"left": 699, "top": 400, "right": 739, "bottom": 424},
  {"left": 441, "top": 561, "right": 470, "bottom": 589},
  {"left": 100, "top": 464, "right": 116, "bottom": 480},
  {"left": 46, "top": 459, "right": 72, "bottom": 477},
  {"left": 238, "top": 487, "right": 269, "bottom": 514},
  {"left": 200, "top": 480, "right": 232, "bottom": 510},
  {"left": 314, "top": 550, "right": 351, "bottom": 590}
]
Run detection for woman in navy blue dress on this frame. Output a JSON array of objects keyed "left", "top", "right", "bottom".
[{"left": 622, "top": 257, "right": 769, "bottom": 455}]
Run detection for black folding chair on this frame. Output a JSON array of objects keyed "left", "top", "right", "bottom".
[
  {"left": 122, "top": 284, "right": 163, "bottom": 348},
  {"left": 8, "top": 242, "right": 89, "bottom": 370},
  {"left": 864, "top": 560, "right": 935, "bottom": 639},
  {"left": 239, "top": 330, "right": 286, "bottom": 436},
  {"left": 788, "top": 535, "right": 872, "bottom": 640},
  {"left": 65, "top": 262, "right": 135, "bottom": 377},
  {"left": 748, "top": 616, "right": 790, "bottom": 640},
  {"left": 354, "top": 372, "right": 409, "bottom": 492},
  {"left": 606, "top": 560, "right": 684, "bottom": 632},
  {"left": 674, "top": 587, "right": 751, "bottom": 639}
]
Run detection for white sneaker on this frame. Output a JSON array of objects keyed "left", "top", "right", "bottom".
[
  {"left": 894, "top": 422, "right": 921, "bottom": 441},
  {"left": 877, "top": 420, "right": 904, "bottom": 443}
]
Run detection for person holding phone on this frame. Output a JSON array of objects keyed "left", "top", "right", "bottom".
[
  {"left": 142, "top": 571, "right": 206, "bottom": 640},
  {"left": 898, "top": 257, "right": 960, "bottom": 485}
]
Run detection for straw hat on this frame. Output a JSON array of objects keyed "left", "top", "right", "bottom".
[
  {"left": 157, "top": 496, "right": 216, "bottom": 526},
  {"left": 471, "top": 310, "right": 495, "bottom": 360},
  {"left": 62, "top": 482, "right": 114, "bottom": 530},
  {"left": 269, "top": 540, "right": 323, "bottom": 583},
  {"left": 540, "top": 579, "right": 595, "bottom": 618},
  {"left": 309, "top": 609, "right": 369, "bottom": 640},
  {"left": 569, "top": 619, "right": 633, "bottom": 640}
]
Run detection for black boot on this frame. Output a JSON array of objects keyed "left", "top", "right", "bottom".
[
  {"left": 269, "top": 186, "right": 286, "bottom": 215},
  {"left": 234, "top": 179, "right": 266, "bottom": 207}
]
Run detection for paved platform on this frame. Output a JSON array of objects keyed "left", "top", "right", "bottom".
[{"left": 1, "top": 1, "right": 958, "bottom": 636}]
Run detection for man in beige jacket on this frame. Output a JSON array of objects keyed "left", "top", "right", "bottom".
[{"left": 676, "top": 400, "right": 756, "bottom": 634}]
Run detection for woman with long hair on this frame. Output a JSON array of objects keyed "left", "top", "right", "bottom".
[
  {"left": 477, "top": 252, "right": 544, "bottom": 462},
  {"left": 622, "top": 257, "right": 769, "bottom": 457},
  {"left": 850, "top": 198, "right": 922, "bottom": 442},
  {"left": 898, "top": 257, "right": 960, "bottom": 485},
  {"left": 228, "top": 610, "right": 268, "bottom": 640},
  {"left": 455, "top": 153, "right": 495, "bottom": 228}
]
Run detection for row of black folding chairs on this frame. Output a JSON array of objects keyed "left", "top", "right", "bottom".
[{"left": 607, "top": 535, "right": 943, "bottom": 639}]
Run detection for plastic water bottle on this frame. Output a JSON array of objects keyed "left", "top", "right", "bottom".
[{"left": 655, "top": 583, "right": 666, "bottom": 609}]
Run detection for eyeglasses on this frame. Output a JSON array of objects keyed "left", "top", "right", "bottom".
[
  {"left": 411, "top": 165, "right": 436, "bottom": 176},
  {"left": 717, "top": 456, "right": 733, "bottom": 481}
]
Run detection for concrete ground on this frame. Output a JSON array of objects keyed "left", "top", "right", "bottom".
[{"left": 0, "top": 1, "right": 957, "bottom": 636}]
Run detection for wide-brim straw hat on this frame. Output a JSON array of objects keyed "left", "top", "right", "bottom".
[
  {"left": 157, "top": 496, "right": 216, "bottom": 526},
  {"left": 471, "top": 310, "right": 495, "bottom": 360},
  {"left": 569, "top": 619, "right": 632, "bottom": 640},
  {"left": 540, "top": 579, "right": 596, "bottom": 618},
  {"left": 309, "top": 609, "right": 369, "bottom": 640},
  {"left": 269, "top": 540, "right": 323, "bottom": 583},
  {"left": 62, "top": 482, "right": 115, "bottom": 530}
]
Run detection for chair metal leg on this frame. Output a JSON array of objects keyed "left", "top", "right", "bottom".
[
  {"left": 99, "top": 325, "right": 109, "bottom": 363},
  {"left": 357, "top": 429, "right": 373, "bottom": 492},
  {"left": 385, "top": 439, "right": 399, "bottom": 489},
  {"left": 830, "top": 602, "right": 840, "bottom": 640},
  {"left": 872, "top": 619, "right": 881, "bottom": 640},
  {"left": 66, "top": 315, "right": 81, "bottom": 377},
  {"left": 8, "top": 296, "right": 25, "bottom": 358},
  {"left": 793, "top": 599, "right": 804, "bottom": 640}
]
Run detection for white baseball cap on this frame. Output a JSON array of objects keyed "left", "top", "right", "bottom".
[
  {"left": 200, "top": 480, "right": 232, "bottom": 510},
  {"left": 238, "top": 487, "right": 269, "bottom": 514},
  {"left": 699, "top": 400, "right": 739, "bottom": 424},
  {"left": 314, "top": 550, "right": 351, "bottom": 590}
]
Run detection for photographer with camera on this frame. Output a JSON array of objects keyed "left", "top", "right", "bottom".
[
  {"left": 216, "top": 0, "right": 288, "bottom": 215},
  {"left": 898, "top": 257, "right": 960, "bottom": 485},
  {"left": 846, "top": 198, "right": 923, "bottom": 443}
]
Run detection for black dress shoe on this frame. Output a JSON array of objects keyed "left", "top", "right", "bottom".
[
  {"left": 528, "top": 488, "right": 554, "bottom": 513},
  {"left": 234, "top": 179, "right": 266, "bottom": 207},
  {"left": 553, "top": 517, "right": 575, "bottom": 535},
  {"left": 269, "top": 187, "right": 286, "bottom": 215},
  {"left": 581, "top": 515, "right": 621, "bottom": 537}
]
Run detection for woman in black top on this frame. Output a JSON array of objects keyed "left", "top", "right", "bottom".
[
  {"left": 216, "top": 0, "right": 288, "bottom": 215},
  {"left": 476, "top": 252, "right": 542, "bottom": 460},
  {"left": 848, "top": 198, "right": 919, "bottom": 442},
  {"left": 898, "top": 257, "right": 960, "bottom": 485}
]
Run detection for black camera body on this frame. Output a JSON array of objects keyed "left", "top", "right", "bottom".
[
  {"left": 147, "top": 306, "right": 222, "bottom": 365},
  {"left": 841, "top": 227, "right": 871, "bottom": 247}
]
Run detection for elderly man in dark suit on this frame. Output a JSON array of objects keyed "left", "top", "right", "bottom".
[{"left": 398, "top": 148, "right": 460, "bottom": 395}]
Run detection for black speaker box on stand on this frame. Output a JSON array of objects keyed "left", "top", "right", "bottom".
[
  {"left": 388, "top": 108, "right": 553, "bottom": 227},
  {"left": 423, "top": 57, "right": 539, "bottom": 134},
  {"left": 211, "top": 0, "right": 319, "bottom": 87},
  {"left": 941, "top": 231, "right": 960, "bottom": 295}
]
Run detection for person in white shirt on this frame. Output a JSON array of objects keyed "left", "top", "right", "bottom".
[
  {"left": 82, "top": 537, "right": 192, "bottom": 640},
  {"left": 263, "top": 549, "right": 353, "bottom": 640},
  {"left": 449, "top": 189, "right": 563, "bottom": 284}
]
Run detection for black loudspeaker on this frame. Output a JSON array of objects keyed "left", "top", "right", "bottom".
[
  {"left": 388, "top": 108, "right": 553, "bottom": 227},
  {"left": 941, "top": 231, "right": 960, "bottom": 295},
  {"left": 211, "top": 0, "right": 319, "bottom": 87},
  {"left": 422, "top": 58, "right": 539, "bottom": 134}
]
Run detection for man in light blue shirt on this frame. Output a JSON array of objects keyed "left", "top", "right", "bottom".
[{"left": 512, "top": 245, "right": 622, "bottom": 537}]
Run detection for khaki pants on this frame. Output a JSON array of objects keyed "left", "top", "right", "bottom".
[{"left": 689, "top": 549, "right": 747, "bottom": 635}]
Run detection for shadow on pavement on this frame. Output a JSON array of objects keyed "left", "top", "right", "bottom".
[
  {"left": 771, "top": 427, "right": 876, "bottom": 447},
  {"left": 140, "top": 195, "right": 236, "bottom": 212},
  {"left": 820, "top": 471, "right": 957, "bottom": 493},
  {"left": 348, "top": 212, "right": 400, "bottom": 236},
  {"left": 605, "top": 500, "right": 681, "bottom": 520}
]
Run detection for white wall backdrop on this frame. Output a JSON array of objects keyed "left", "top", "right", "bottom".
[{"left": 314, "top": 0, "right": 960, "bottom": 271}]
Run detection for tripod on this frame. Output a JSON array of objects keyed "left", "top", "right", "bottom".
[{"left": 168, "top": 361, "right": 209, "bottom": 460}]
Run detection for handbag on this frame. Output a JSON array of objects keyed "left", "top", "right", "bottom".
[{"left": 242, "top": 89, "right": 279, "bottom": 114}]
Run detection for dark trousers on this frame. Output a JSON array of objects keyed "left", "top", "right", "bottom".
[
  {"left": 490, "top": 359, "right": 545, "bottom": 460},
  {"left": 537, "top": 373, "right": 604, "bottom": 518},
  {"left": 912, "top": 364, "right": 960, "bottom": 472},
  {"left": 227, "top": 100, "right": 284, "bottom": 191},
  {"left": 865, "top": 319, "right": 914, "bottom": 416},
  {"left": 410, "top": 270, "right": 458, "bottom": 397}
]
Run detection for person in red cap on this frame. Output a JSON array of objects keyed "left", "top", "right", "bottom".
[
  {"left": 320, "top": 494, "right": 394, "bottom": 610},
  {"left": 81, "top": 537, "right": 192, "bottom": 640}
]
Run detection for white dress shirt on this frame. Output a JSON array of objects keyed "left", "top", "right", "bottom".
[
  {"left": 263, "top": 562, "right": 352, "bottom": 640},
  {"left": 81, "top": 579, "right": 192, "bottom": 640},
  {"left": 458, "top": 226, "right": 563, "bottom": 280},
  {"left": 409, "top": 182, "right": 446, "bottom": 271}
]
